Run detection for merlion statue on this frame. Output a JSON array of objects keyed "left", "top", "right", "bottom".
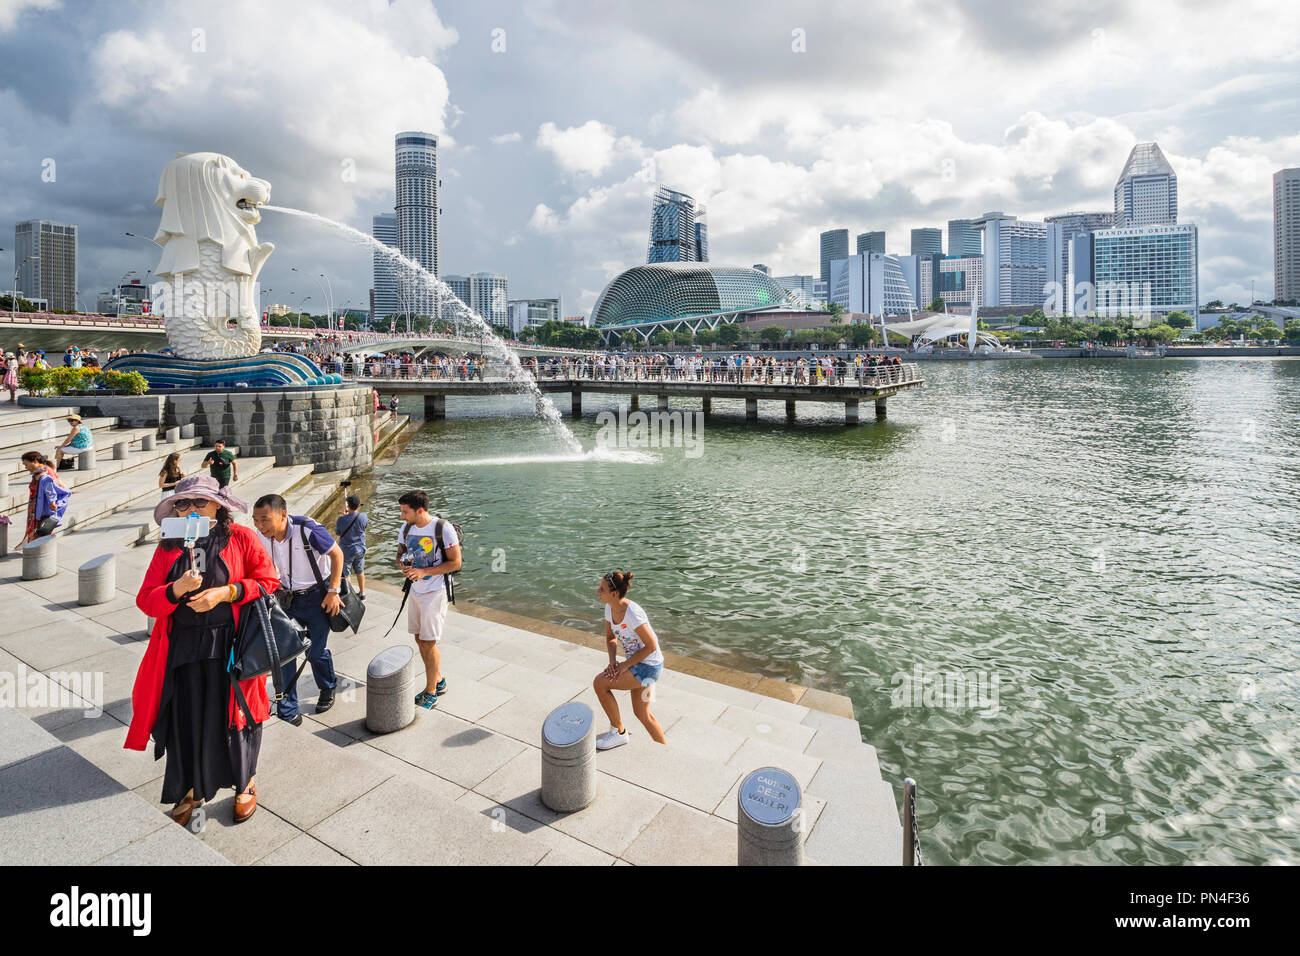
[{"left": 153, "top": 152, "right": 273, "bottom": 359}]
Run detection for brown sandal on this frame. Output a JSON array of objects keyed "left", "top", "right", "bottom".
[{"left": 233, "top": 784, "right": 257, "bottom": 824}]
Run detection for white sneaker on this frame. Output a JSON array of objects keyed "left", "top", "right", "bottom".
[{"left": 595, "top": 728, "right": 629, "bottom": 751}]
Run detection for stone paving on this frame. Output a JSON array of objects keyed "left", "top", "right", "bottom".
[{"left": 0, "top": 401, "right": 903, "bottom": 865}]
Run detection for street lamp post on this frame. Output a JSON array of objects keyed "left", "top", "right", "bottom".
[
  {"left": 13, "top": 255, "right": 36, "bottom": 320},
  {"left": 116, "top": 270, "right": 138, "bottom": 318},
  {"left": 297, "top": 296, "right": 312, "bottom": 330}
]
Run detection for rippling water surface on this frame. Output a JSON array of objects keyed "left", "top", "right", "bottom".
[{"left": 350, "top": 358, "right": 1300, "bottom": 864}]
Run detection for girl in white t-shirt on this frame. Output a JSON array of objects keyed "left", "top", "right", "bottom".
[{"left": 592, "top": 571, "right": 666, "bottom": 750}]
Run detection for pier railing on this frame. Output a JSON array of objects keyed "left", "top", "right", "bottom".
[{"left": 336, "top": 360, "right": 921, "bottom": 388}]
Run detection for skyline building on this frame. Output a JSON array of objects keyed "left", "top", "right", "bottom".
[
  {"left": 647, "top": 185, "right": 708, "bottom": 263},
  {"left": 829, "top": 253, "right": 918, "bottom": 316},
  {"left": 980, "top": 217, "right": 1064, "bottom": 310},
  {"left": 947, "top": 220, "right": 982, "bottom": 257},
  {"left": 919, "top": 255, "right": 984, "bottom": 308},
  {"left": 1114, "top": 142, "right": 1178, "bottom": 227},
  {"left": 395, "top": 130, "right": 440, "bottom": 317},
  {"left": 1274, "top": 167, "right": 1300, "bottom": 302},
  {"left": 820, "top": 229, "right": 849, "bottom": 286},
  {"left": 1092, "top": 223, "right": 1198, "bottom": 316},
  {"left": 857, "top": 231, "right": 886, "bottom": 255},
  {"left": 1045, "top": 212, "right": 1113, "bottom": 316},
  {"left": 910, "top": 227, "right": 943, "bottom": 256},
  {"left": 370, "top": 212, "right": 399, "bottom": 322},
  {"left": 469, "top": 272, "right": 509, "bottom": 329},
  {"left": 774, "top": 274, "right": 817, "bottom": 305},
  {"left": 506, "top": 296, "right": 563, "bottom": 334},
  {"left": 14, "top": 219, "right": 77, "bottom": 312}
]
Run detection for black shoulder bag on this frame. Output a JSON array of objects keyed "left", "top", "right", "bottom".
[
  {"left": 301, "top": 523, "right": 365, "bottom": 634},
  {"left": 228, "top": 583, "right": 312, "bottom": 725}
]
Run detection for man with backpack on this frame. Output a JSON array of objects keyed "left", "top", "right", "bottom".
[
  {"left": 395, "top": 490, "right": 461, "bottom": 709},
  {"left": 335, "top": 493, "right": 368, "bottom": 600}
]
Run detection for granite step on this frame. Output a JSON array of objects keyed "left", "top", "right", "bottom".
[{"left": 2, "top": 431, "right": 203, "bottom": 515}]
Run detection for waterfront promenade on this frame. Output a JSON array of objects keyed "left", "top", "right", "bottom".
[{"left": 0, "top": 403, "right": 903, "bottom": 866}]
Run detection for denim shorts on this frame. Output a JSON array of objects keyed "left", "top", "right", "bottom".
[
  {"left": 629, "top": 661, "right": 662, "bottom": 687},
  {"left": 343, "top": 551, "right": 365, "bottom": 575}
]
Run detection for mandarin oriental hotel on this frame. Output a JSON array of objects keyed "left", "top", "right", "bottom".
[{"left": 1091, "top": 223, "right": 1198, "bottom": 317}]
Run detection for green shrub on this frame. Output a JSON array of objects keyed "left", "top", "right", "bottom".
[
  {"left": 95, "top": 370, "right": 149, "bottom": 395},
  {"left": 17, "top": 366, "right": 52, "bottom": 396}
]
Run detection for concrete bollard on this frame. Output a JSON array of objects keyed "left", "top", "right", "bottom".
[
  {"left": 0, "top": 519, "right": 9, "bottom": 558},
  {"left": 78, "top": 448, "right": 96, "bottom": 470},
  {"left": 165, "top": 426, "right": 180, "bottom": 444},
  {"left": 141, "top": 434, "right": 155, "bottom": 451},
  {"left": 78, "top": 553, "right": 116, "bottom": 606},
  {"left": 0, "top": 471, "right": 8, "bottom": 496},
  {"left": 737, "top": 766, "right": 805, "bottom": 866},
  {"left": 365, "top": 646, "right": 415, "bottom": 734},
  {"left": 21, "top": 536, "right": 59, "bottom": 581},
  {"left": 112, "top": 441, "right": 128, "bottom": 460},
  {"left": 180, "top": 423, "right": 195, "bottom": 439},
  {"left": 540, "top": 701, "right": 597, "bottom": 812}
]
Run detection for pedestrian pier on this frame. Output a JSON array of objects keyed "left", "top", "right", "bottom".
[{"left": 358, "top": 364, "right": 924, "bottom": 425}]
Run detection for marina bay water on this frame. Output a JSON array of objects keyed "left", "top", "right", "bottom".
[{"left": 356, "top": 358, "right": 1300, "bottom": 865}]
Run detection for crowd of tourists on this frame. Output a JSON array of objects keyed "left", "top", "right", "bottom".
[
  {"left": 524, "top": 351, "right": 908, "bottom": 386},
  {"left": 108, "top": 464, "right": 664, "bottom": 829}
]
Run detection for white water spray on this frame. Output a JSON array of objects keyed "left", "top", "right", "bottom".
[{"left": 262, "top": 204, "right": 586, "bottom": 455}]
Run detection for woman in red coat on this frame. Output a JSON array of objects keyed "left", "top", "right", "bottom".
[{"left": 126, "top": 475, "right": 279, "bottom": 826}]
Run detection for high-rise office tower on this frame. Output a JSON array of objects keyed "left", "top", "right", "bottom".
[
  {"left": 14, "top": 219, "right": 77, "bottom": 311},
  {"left": 910, "top": 228, "right": 943, "bottom": 256},
  {"left": 371, "top": 213, "right": 399, "bottom": 322},
  {"left": 857, "top": 231, "right": 885, "bottom": 255},
  {"left": 1045, "top": 212, "right": 1113, "bottom": 315},
  {"left": 820, "top": 229, "right": 849, "bottom": 286},
  {"left": 395, "top": 131, "right": 439, "bottom": 316},
  {"left": 1114, "top": 142, "right": 1178, "bottom": 227},
  {"left": 1274, "top": 167, "right": 1300, "bottom": 303},
  {"left": 947, "top": 220, "right": 981, "bottom": 257},
  {"left": 647, "top": 186, "right": 707, "bottom": 263},
  {"left": 469, "top": 273, "right": 509, "bottom": 328}
]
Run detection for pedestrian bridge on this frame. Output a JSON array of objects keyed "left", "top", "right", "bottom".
[
  {"left": 339, "top": 335, "right": 595, "bottom": 359},
  {"left": 357, "top": 364, "right": 924, "bottom": 425}
]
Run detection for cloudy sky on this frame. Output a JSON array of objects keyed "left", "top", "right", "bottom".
[{"left": 1, "top": 0, "right": 1298, "bottom": 316}]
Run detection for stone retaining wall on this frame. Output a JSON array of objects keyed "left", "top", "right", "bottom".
[{"left": 160, "top": 386, "right": 373, "bottom": 473}]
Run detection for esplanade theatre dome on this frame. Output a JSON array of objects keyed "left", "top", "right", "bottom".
[{"left": 591, "top": 263, "right": 793, "bottom": 328}]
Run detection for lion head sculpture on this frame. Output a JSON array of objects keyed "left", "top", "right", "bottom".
[{"left": 152, "top": 152, "right": 274, "bottom": 359}]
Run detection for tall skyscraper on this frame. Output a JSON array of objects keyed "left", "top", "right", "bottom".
[
  {"left": 1274, "top": 167, "right": 1300, "bottom": 303},
  {"left": 370, "top": 212, "right": 399, "bottom": 322},
  {"left": 14, "top": 219, "right": 77, "bottom": 311},
  {"left": 752, "top": 263, "right": 771, "bottom": 275},
  {"left": 469, "top": 273, "right": 508, "bottom": 328},
  {"left": 1092, "top": 224, "right": 1198, "bottom": 316},
  {"left": 1114, "top": 142, "right": 1178, "bottom": 227},
  {"left": 947, "top": 220, "right": 981, "bottom": 257},
  {"left": 647, "top": 186, "right": 707, "bottom": 263},
  {"left": 820, "top": 229, "right": 849, "bottom": 286},
  {"left": 1045, "top": 212, "right": 1113, "bottom": 315},
  {"left": 857, "top": 231, "right": 885, "bottom": 255},
  {"left": 910, "top": 228, "right": 943, "bottom": 256},
  {"left": 395, "top": 130, "right": 439, "bottom": 316},
  {"left": 980, "top": 218, "right": 1064, "bottom": 309}
]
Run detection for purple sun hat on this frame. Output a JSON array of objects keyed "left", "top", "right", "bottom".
[{"left": 153, "top": 474, "right": 247, "bottom": 526}]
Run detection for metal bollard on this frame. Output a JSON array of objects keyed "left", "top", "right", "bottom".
[
  {"left": 365, "top": 646, "right": 415, "bottom": 734},
  {"left": 21, "top": 535, "right": 59, "bottom": 581},
  {"left": 540, "top": 701, "right": 597, "bottom": 812},
  {"left": 737, "top": 766, "right": 804, "bottom": 866},
  {"left": 78, "top": 553, "right": 116, "bottom": 606},
  {"left": 903, "top": 777, "right": 922, "bottom": 866}
]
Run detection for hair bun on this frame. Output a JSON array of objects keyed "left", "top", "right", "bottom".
[{"left": 623, "top": 572, "right": 633, "bottom": 584}]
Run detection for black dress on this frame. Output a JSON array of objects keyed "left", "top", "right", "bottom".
[{"left": 153, "top": 528, "right": 261, "bottom": 804}]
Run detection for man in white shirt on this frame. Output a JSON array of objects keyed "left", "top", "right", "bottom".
[
  {"left": 396, "top": 490, "right": 461, "bottom": 709},
  {"left": 252, "top": 494, "right": 345, "bottom": 725}
]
